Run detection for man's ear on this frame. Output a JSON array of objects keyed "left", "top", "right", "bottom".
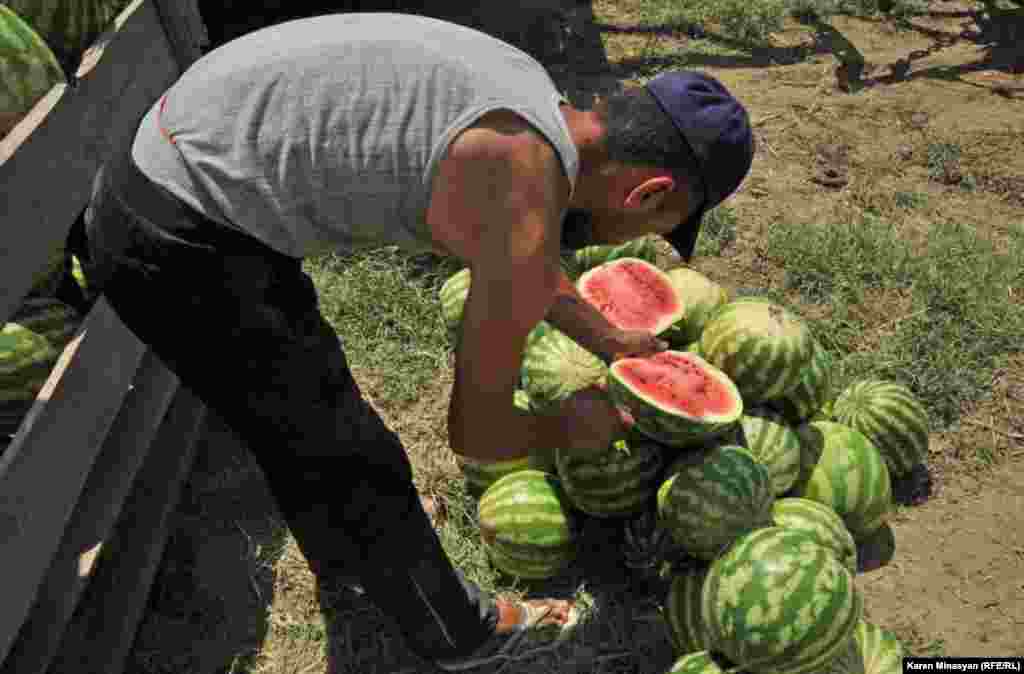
[{"left": 623, "top": 176, "right": 675, "bottom": 212}]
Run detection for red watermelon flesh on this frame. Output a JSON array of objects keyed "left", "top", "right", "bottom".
[
  {"left": 577, "top": 258, "right": 685, "bottom": 335},
  {"left": 614, "top": 351, "right": 736, "bottom": 418}
]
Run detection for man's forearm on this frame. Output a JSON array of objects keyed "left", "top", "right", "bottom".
[{"left": 544, "top": 269, "right": 618, "bottom": 359}]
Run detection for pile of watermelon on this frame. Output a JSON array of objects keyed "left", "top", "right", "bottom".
[{"left": 438, "top": 236, "right": 929, "bottom": 674}]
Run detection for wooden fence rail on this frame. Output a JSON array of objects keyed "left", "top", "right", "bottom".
[{"left": 0, "top": 1, "right": 212, "bottom": 672}]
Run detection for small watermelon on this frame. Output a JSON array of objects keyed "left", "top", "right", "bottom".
[
  {"left": 556, "top": 430, "right": 664, "bottom": 518},
  {"left": 794, "top": 422, "right": 893, "bottom": 542},
  {"left": 658, "top": 445, "right": 774, "bottom": 560},
  {"left": 700, "top": 298, "right": 816, "bottom": 406},
  {"left": 662, "top": 267, "right": 730, "bottom": 347},
  {"left": 607, "top": 351, "right": 743, "bottom": 448},
  {"left": 478, "top": 470, "right": 577, "bottom": 580},
  {"left": 521, "top": 322, "right": 607, "bottom": 411},
  {"left": 577, "top": 258, "right": 686, "bottom": 337},
  {"left": 702, "top": 527, "right": 863, "bottom": 674},
  {"left": 772, "top": 497, "right": 857, "bottom": 575},
  {"left": 730, "top": 406, "right": 802, "bottom": 496},
  {"left": 832, "top": 379, "right": 930, "bottom": 479}
]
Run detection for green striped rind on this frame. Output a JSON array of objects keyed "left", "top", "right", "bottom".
[
  {"left": 522, "top": 322, "right": 608, "bottom": 411},
  {"left": 565, "top": 235, "right": 660, "bottom": 280},
  {"left": 663, "top": 267, "right": 731, "bottom": 347},
  {"left": 556, "top": 431, "right": 664, "bottom": 517},
  {"left": 439, "top": 268, "right": 471, "bottom": 339},
  {"left": 825, "top": 636, "right": 866, "bottom": 674},
  {"left": 699, "top": 299, "right": 815, "bottom": 406},
  {"left": 794, "top": 422, "right": 893, "bottom": 541},
  {"left": 658, "top": 445, "right": 774, "bottom": 560},
  {"left": 854, "top": 620, "right": 904, "bottom": 674},
  {"left": 577, "top": 258, "right": 686, "bottom": 336},
  {"left": 772, "top": 498, "right": 857, "bottom": 576},
  {"left": 767, "top": 337, "right": 833, "bottom": 425},
  {"left": 1, "top": 322, "right": 59, "bottom": 392},
  {"left": 457, "top": 390, "right": 556, "bottom": 496},
  {"left": 702, "top": 527, "right": 863, "bottom": 674},
  {"left": 733, "top": 407, "right": 802, "bottom": 497},
  {"left": 1, "top": 5, "right": 66, "bottom": 138},
  {"left": 5, "top": 0, "right": 121, "bottom": 66},
  {"left": 478, "top": 470, "right": 577, "bottom": 579},
  {"left": 832, "top": 379, "right": 930, "bottom": 479},
  {"left": 684, "top": 341, "right": 702, "bottom": 355},
  {"left": 666, "top": 651, "right": 726, "bottom": 674},
  {"left": 607, "top": 352, "right": 743, "bottom": 449},
  {"left": 665, "top": 565, "right": 713, "bottom": 654},
  {"left": 10, "top": 299, "right": 80, "bottom": 349}
]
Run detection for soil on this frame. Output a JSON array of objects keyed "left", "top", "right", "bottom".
[{"left": 128, "top": 1, "right": 1024, "bottom": 671}]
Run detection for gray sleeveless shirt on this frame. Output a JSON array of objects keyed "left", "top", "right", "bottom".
[{"left": 131, "top": 13, "right": 579, "bottom": 258}]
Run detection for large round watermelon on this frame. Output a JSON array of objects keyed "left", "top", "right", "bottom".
[
  {"left": 699, "top": 299, "right": 815, "bottom": 406},
  {"left": 772, "top": 497, "right": 857, "bottom": 575},
  {"left": 794, "top": 422, "right": 893, "bottom": 542},
  {"left": 555, "top": 430, "right": 664, "bottom": 518},
  {"left": 665, "top": 564, "right": 713, "bottom": 655},
  {"left": 577, "top": 257, "right": 686, "bottom": 337},
  {"left": 607, "top": 351, "right": 743, "bottom": 449},
  {"left": 477, "top": 470, "right": 577, "bottom": 580},
  {"left": 702, "top": 526, "right": 863, "bottom": 674},
  {"left": 456, "top": 389, "right": 556, "bottom": 497},
  {"left": 662, "top": 267, "right": 730, "bottom": 348},
  {"left": 730, "top": 407, "right": 802, "bottom": 497},
  {"left": 521, "top": 322, "right": 608, "bottom": 411},
  {"left": 658, "top": 445, "right": 774, "bottom": 560},
  {"left": 854, "top": 620, "right": 904, "bottom": 674},
  {"left": 767, "top": 336, "right": 833, "bottom": 425},
  {"left": 832, "top": 379, "right": 929, "bottom": 479}
]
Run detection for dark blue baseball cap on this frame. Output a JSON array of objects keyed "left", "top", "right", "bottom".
[{"left": 644, "top": 70, "right": 755, "bottom": 262}]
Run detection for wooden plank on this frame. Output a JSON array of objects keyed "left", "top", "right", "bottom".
[
  {"left": 0, "top": 298, "right": 146, "bottom": 665},
  {"left": 0, "top": 352, "right": 180, "bottom": 674},
  {"left": 46, "top": 388, "right": 208, "bottom": 674},
  {"left": 151, "top": 0, "right": 210, "bottom": 67},
  {"left": 0, "top": 0, "right": 181, "bottom": 324}
]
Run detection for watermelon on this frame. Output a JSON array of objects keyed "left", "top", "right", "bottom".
[
  {"left": 794, "top": 422, "right": 893, "bottom": 541},
  {"left": 825, "top": 636, "right": 866, "bottom": 674},
  {"left": 1, "top": 5, "right": 66, "bottom": 138},
  {"left": 658, "top": 445, "right": 774, "bottom": 560},
  {"left": 577, "top": 258, "right": 685, "bottom": 336},
  {"left": 564, "top": 235, "right": 661, "bottom": 280},
  {"left": 684, "top": 340, "right": 701, "bottom": 355},
  {"left": 699, "top": 299, "right": 815, "bottom": 406},
  {"left": 772, "top": 497, "right": 857, "bottom": 575},
  {"left": 477, "top": 470, "right": 577, "bottom": 579},
  {"left": 555, "top": 430, "right": 664, "bottom": 518},
  {"left": 456, "top": 389, "right": 556, "bottom": 497},
  {"left": 768, "top": 337, "right": 833, "bottom": 425},
  {"left": 521, "top": 322, "right": 607, "bottom": 411},
  {"left": 5, "top": 0, "right": 125, "bottom": 71},
  {"left": 730, "top": 407, "right": 802, "bottom": 497},
  {"left": 702, "top": 526, "right": 863, "bottom": 674},
  {"left": 665, "top": 564, "right": 713, "bottom": 654},
  {"left": 9, "top": 298, "right": 81, "bottom": 349},
  {"left": 438, "top": 267, "right": 471, "bottom": 340},
  {"left": 854, "top": 620, "right": 904, "bottom": 674},
  {"left": 832, "top": 379, "right": 929, "bottom": 479},
  {"left": 666, "top": 651, "right": 728, "bottom": 674},
  {"left": 1, "top": 322, "right": 59, "bottom": 395},
  {"left": 607, "top": 351, "right": 743, "bottom": 448},
  {"left": 663, "top": 267, "right": 730, "bottom": 347}
]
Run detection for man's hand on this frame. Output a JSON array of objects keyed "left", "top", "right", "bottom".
[
  {"left": 558, "top": 385, "right": 635, "bottom": 458},
  {"left": 594, "top": 329, "right": 669, "bottom": 363}
]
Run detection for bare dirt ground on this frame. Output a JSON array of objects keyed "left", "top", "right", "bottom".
[{"left": 126, "top": 1, "right": 1023, "bottom": 671}]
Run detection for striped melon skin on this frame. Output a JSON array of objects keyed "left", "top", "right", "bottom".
[
  {"left": 658, "top": 445, "right": 774, "bottom": 560},
  {"left": 825, "top": 636, "right": 866, "bottom": 674},
  {"left": 772, "top": 498, "right": 857, "bottom": 576},
  {"left": 699, "top": 299, "right": 815, "bottom": 406},
  {"left": 521, "top": 322, "right": 607, "bottom": 411},
  {"left": 665, "top": 564, "right": 713, "bottom": 655},
  {"left": 663, "top": 267, "right": 730, "bottom": 348},
  {"left": 768, "top": 337, "right": 833, "bottom": 426},
  {"left": 456, "top": 390, "right": 556, "bottom": 497},
  {"left": 666, "top": 651, "right": 726, "bottom": 674},
  {"left": 832, "top": 379, "right": 929, "bottom": 479},
  {"left": 732, "top": 407, "right": 802, "bottom": 497},
  {"left": 702, "top": 527, "right": 863, "bottom": 674},
  {"left": 555, "top": 431, "right": 664, "bottom": 518},
  {"left": 1, "top": 5, "right": 66, "bottom": 138},
  {"left": 6, "top": 0, "right": 123, "bottom": 68},
  {"left": 438, "top": 267, "right": 471, "bottom": 340},
  {"left": 794, "top": 422, "right": 893, "bottom": 542},
  {"left": 478, "top": 470, "right": 577, "bottom": 579},
  {"left": 854, "top": 620, "right": 904, "bottom": 674},
  {"left": 10, "top": 299, "right": 81, "bottom": 349},
  {"left": 1, "top": 323, "right": 59, "bottom": 392},
  {"left": 565, "top": 235, "right": 660, "bottom": 281},
  {"left": 577, "top": 258, "right": 686, "bottom": 336},
  {"left": 607, "top": 351, "right": 743, "bottom": 449}
]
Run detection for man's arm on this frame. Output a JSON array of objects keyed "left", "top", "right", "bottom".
[{"left": 545, "top": 267, "right": 622, "bottom": 360}]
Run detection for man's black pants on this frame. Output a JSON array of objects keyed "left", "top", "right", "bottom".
[{"left": 82, "top": 146, "right": 497, "bottom": 662}]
